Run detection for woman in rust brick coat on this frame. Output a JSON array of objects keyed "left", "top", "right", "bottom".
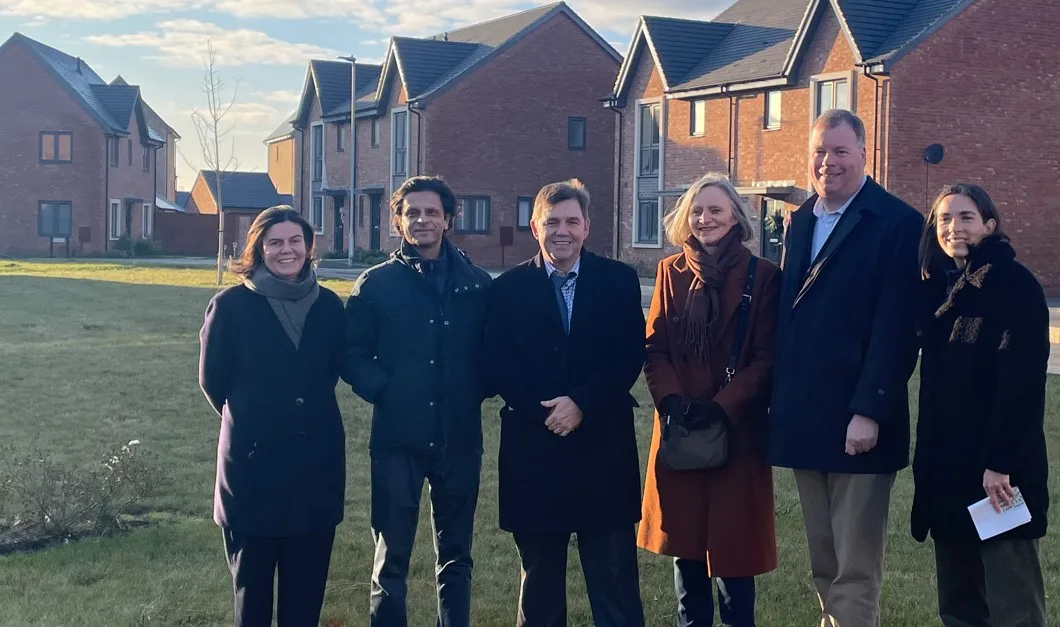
[{"left": 639, "top": 173, "right": 780, "bottom": 627}]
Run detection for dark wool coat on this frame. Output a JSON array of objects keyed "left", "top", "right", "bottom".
[
  {"left": 484, "top": 251, "right": 646, "bottom": 533},
  {"left": 638, "top": 246, "right": 780, "bottom": 577},
  {"left": 199, "top": 284, "right": 347, "bottom": 537},
  {"left": 770, "top": 178, "right": 925, "bottom": 473},
  {"left": 912, "top": 236, "right": 1051, "bottom": 543}
]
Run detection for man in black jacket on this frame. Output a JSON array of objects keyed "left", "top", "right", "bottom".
[
  {"left": 484, "top": 179, "right": 646, "bottom": 627},
  {"left": 344, "top": 176, "right": 492, "bottom": 627},
  {"left": 770, "top": 110, "right": 924, "bottom": 627}
]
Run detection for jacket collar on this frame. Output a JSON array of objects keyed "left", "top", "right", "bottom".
[
  {"left": 934, "top": 235, "right": 1014, "bottom": 318},
  {"left": 393, "top": 237, "right": 482, "bottom": 292}
]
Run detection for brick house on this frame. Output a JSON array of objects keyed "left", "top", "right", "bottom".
[
  {"left": 185, "top": 170, "right": 293, "bottom": 254},
  {"left": 606, "top": 0, "right": 1060, "bottom": 294},
  {"left": 279, "top": 2, "right": 621, "bottom": 266},
  {"left": 0, "top": 33, "right": 179, "bottom": 257}
]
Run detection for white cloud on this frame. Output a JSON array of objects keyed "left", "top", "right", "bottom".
[
  {"left": 84, "top": 20, "right": 340, "bottom": 68},
  {"left": 252, "top": 89, "right": 303, "bottom": 105},
  {"left": 21, "top": 15, "right": 49, "bottom": 27}
]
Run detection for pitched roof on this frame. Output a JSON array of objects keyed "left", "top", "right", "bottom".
[
  {"left": 326, "top": 63, "right": 383, "bottom": 118},
  {"left": 112, "top": 74, "right": 180, "bottom": 138},
  {"left": 613, "top": 0, "right": 974, "bottom": 99},
  {"left": 309, "top": 60, "right": 352, "bottom": 116},
  {"left": 90, "top": 83, "right": 139, "bottom": 129},
  {"left": 264, "top": 114, "right": 296, "bottom": 143},
  {"left": 175, "top": 191, "right": 191, "bottom": 209},
  {"left": 378, "top": 2, "right": 619, "bottom": 105},
  {"left": 200, "top": 171, "right": 290, "bottom": 210}
]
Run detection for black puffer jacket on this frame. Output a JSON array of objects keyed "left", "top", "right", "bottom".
[{"left": 344, "top": 238, "right": 492, "bottom": 453}]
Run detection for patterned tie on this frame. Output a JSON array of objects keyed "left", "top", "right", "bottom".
[{"left": 550, "top": 272, "right": 570, "bottom": 334}]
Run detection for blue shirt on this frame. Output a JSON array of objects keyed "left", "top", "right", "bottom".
[
  {"left": 811, "top": 176, "right": 867, "bottom": 261},
  {"left": 544, "top": 256, "right": 580, "bottom": 319}
]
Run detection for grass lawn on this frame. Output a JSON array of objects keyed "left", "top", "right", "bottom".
[{"left": 0, "top": 260, "right": 1056, "bottom": 627}]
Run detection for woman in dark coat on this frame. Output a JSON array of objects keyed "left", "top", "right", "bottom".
[
  {"left": 913, "top": 183, "right": 1050, "bottom": 627},
  {"left": 199, "top": 206, "right": 347, "bottom": 627},
  {"left": 640, "top": 173, "right": 780, "bottom": 627}
]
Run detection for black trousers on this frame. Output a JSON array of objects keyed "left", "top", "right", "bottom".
[
  {"left": 221, "top": 525, "right": 336, "bottom": 627},
  {"left": 933, "top": 537, "right": 1047, "bottom": 627},
  {"left": 673, "top": 558, "right": 757, "bottom": 627},
  {"left": 370, "top": 446, "right": 481, "bottom": 627},
  {"left": 513, "top": 526, "right": 645, "bottom": 627}
]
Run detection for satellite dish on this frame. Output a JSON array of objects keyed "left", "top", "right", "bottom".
[{"left": 923, "top": 144, "right": 944, "bottom": 165}]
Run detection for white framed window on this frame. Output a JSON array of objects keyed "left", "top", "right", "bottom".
[
  {"left": 690, "top": 100, "right": 706, "bottom": 137},
  {"left": 454, "top": 196, "right": 490, "bottom": 234},
  {"left": 811, "top": 73, "right": 854, "bottom": 119},
  {"left": 635, "top": 199, "right": 660, "bottom": 246},
  {"left": 765, "top": 90, "right": 782, "bottom": 129},
  {"left": 391, "top": 108, "right": 409, "bottom": 193},
  {"left": 516, "top": 196, "right": 532, "bottom": 230},
  {"left": 371, "top": 118, "right": 380, "bottom": 147},
  {"left": 108, "top": 200, "right": 121, "bottom": 240},
  {"left": 311, "top": 196, "right": 325, "bottom": 235},
  {"left": 336, "top": 123, "right": 346, "bottom": 152},
  {"left": 638, "top": 103, "right": 661, "bottom": 175},
  {"left": 311, "top": 122, "right": 324, "bottom": 182},
  {"left": 142, "top": 203, "right": 153, "bottom": 236}
]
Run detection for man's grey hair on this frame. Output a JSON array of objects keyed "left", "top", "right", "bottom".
[{"left": 813, "top": 109, "right": 866, "bottom": 147}]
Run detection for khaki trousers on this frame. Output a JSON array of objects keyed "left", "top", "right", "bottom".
[{"left": 793, "top": 470, "right": 896, "bottom": 627}]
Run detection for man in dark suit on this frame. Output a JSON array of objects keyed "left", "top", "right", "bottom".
[
  {"left": 484, "top": 179, "right": 646, "bottom": 627},
  {"left": 770, "top": 110, "right": 924, "bottom": 627}
]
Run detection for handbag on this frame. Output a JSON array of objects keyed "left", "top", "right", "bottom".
[{"left": 659, "top": 256, "right": 758, "bottom": 471}]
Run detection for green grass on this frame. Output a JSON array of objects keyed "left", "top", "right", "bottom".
[{"left": 0, "top": 260, "right": 1056, "bottom": 626}]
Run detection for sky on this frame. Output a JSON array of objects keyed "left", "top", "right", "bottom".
[{"left": 0, "top": 0, "right": 730, "bottom": 191}]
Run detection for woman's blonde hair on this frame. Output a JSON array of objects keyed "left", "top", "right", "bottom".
[{"left": 662, "top": 172, "right": 753, "bottom": 247}]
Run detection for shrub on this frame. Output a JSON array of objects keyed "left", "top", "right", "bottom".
[{"left": 132, "top": 238, "right": 165, "bottom": 257}]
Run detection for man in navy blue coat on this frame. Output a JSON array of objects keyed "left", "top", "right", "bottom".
[{"left": 770, "top": 110, "right": 923, "bottom": 627}]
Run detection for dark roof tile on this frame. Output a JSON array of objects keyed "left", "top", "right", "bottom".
[{"left": 201, "top": 171, "right": 288, "bottom": 210}]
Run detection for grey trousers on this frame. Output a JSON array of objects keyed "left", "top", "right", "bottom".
[{"left": 934, "top": 537, "right": 1047, "bottom": 627}]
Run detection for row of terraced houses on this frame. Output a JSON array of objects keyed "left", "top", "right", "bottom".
[{"left": 1, "top": 0, "right": 1058, "bottom": 294}]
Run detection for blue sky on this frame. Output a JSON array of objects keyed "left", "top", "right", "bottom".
[{"left": 0, "top": 0, "right": 729, "bottom": 191}]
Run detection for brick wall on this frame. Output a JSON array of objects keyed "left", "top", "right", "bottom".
[
  {"left": 186, "top": 174, "right": 216, "bottom": 215},
  {"left": 423, "top": 12, "right": 619, "bottom": 268},
  {"left": 107, "top": 108, "right": 157, "bottom": 243},
  {"left": 155, "top": 211, "right": 216, "bottom": 256},
  {"left": 267, "top": 137, "right": 296, "bottom": 196},
  {"left": 887, "top": 0, "right": 1060, "bottom": 294},
  {"left": 0, "top": 40, "right": 105, "bottom": 255}
]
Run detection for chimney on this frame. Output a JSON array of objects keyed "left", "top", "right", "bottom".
[
  {"left": 443, "top": 32, "right": 448, "bottom": 42},
  {"left": 76, "top": 57, "right": 82, "bottom": 74}
]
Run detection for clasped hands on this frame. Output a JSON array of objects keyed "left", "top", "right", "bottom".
[{"left": 542, "top": 396, "right": 582, "bottom": 436}]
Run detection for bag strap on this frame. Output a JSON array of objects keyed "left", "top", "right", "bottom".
[{"left": 725, "top": 256, "right": 758, "bottom": 385}]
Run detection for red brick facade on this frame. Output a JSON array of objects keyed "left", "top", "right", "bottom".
[
  {"left": 0, "top": 36, "right": 164, "bottom": 257},
  {"left": 613, "top": 0, "right": 1058, "bottom": 295}
]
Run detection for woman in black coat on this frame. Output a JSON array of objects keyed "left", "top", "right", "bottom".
[
  {"left": 199, "top": 206, "right": 347, "bottom": 627},
  {"left": 913, "top": 183, "right": 1050, "bottom": 627}
]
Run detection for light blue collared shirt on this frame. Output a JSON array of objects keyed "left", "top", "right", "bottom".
[{"left": 811, "top": 176, "right": 867, "bottom": 261}]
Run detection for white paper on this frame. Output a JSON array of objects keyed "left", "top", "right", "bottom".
[{"left": 967, "top": 487, "right": 1032, "bottom": 541}]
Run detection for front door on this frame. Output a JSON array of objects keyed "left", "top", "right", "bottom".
[
  {"left": 333, "top": 195, "right": 345, "bottom": 252},
  {"left": 369, "top": 193, "right": 382, "bottom": 251},
  {"left": 761, "top": 197, "right": 784, "bottom": 265}
]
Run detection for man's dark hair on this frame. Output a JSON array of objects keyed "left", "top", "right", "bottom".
[{"left": 390, "top": 176, "right": 458, "bottom": 234}]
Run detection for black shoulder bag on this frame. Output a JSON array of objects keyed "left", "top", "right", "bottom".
[{"left": 660, "top": 256, "right": 758, "bottom": 471}]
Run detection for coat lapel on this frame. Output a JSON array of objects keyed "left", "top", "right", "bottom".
[
  {"left": 531, "top": 253, "right": 568, "bottom": 336},
  {"left": 793, "top": 180, "right": 876, "bottom": 307}
]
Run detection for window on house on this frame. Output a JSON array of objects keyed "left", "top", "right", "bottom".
[
  {"left": 371, "top": 118, "right": 380, "bottom": 147},
  {"left": 109, "top": 200, "right": 122, "bottom": 240},
  {"left": 37, "top": 202, "right": 72, "bottom": 237},
  {"left": 516, "top": 196, "right": 533, "bottom": 230},
  {"left": 391, "top": 110, "right": 408, "bottom": 192},
  {"left": 40, "top": 132, "right": 72, "bottom": 163},
  {"left": 815, "top": 78, "right": 850, "bottom": 118},
  {"left": 635, "top": 199, "right": 659, "bottom": 245},
  {"left": 127, "top": 139, "right": 133, "bottom": 165},
  {"left": 336, "top": 123, "right": 345, "bottom": 152},
  {"left": 639, "top": 103, "right": 661, "bottom": 175},
  {"left": 311, "top": 196, "right": 325, "bottom": 234},
  {"left": 690, "top": 100, "right": 706, "bottom": 137},
  {"left": 311, "top": 124, "right": 324, "bottom": 181},
  {"left": 358, "top": 196, "right": 365, "bottom": 227},
  {"left": 108, "top": 137, "right": 119, "bottom": 166},
  {"left": 455, "top": 196, "right": 490, "bottom": 234},
  {"left": 142, "top": 203, "right": 153, "bottom": 236},
  {"left": 765, "top": 90, "right": 782, "bottom": 129},
  {"left": 142, "top": 146, "right": 151, "bottom": 171},
  {"left": 568, "top": 117, "right": 586, "bottom": 150},
  {"left": 761, "top": 198, "right": 784, "bottom": 264}
]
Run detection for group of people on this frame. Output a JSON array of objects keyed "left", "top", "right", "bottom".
[{"left": 197, "top": 108, "right": 1051, "bottom": 627}]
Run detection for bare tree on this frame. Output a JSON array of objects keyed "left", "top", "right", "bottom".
[{"left": 179, "top": 39, "right": 240, "bottom": 285}]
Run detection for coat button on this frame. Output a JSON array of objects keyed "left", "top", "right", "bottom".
[
  {"left": 295, "top": 431, "right": 307, "bottom": 441},
  {"left": 429, "top": 359, "right": 435, "bottom": 364},
  {"left": 444, "top": 320, "right": 450, "bottom": 326},
  {"left": 429, "top": 442, "right": 435, "bottom": 448},
  {"left": 295, "top": 398, "right": 304, "bottom": 407},
  {"left": 247, "top": 450, "right": 255, "bottom": 460},
  {"left": 672, "top": 316, "right": 680, "bottom": 324},
  {"left": 429, "top": 401, "right": 435, "bottom": 407},
  {"left": 877, "top": 389, "right": 886, "bottom": 396},
  {"left": 429, "top": 319, "right": 435, "bottom": 324}
]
